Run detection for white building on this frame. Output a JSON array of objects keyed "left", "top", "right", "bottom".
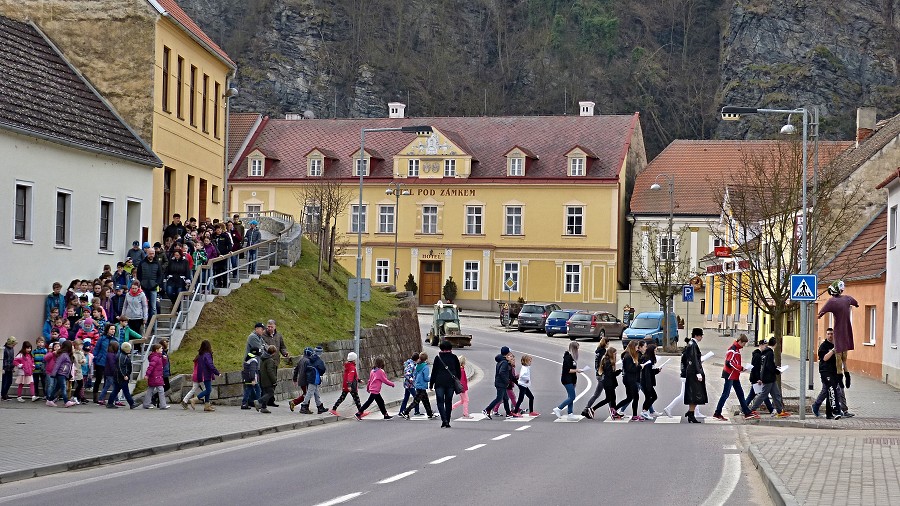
[
  {"left": 0, "top": 16, "right": 160, "bottom": 341},
  {"left": 877, "top": 168, "right": 900, "bottom": 388}
]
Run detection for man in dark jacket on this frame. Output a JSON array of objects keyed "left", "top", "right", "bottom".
[
  {"left": 163, "top": 214, "right": 187, "bottom": 242},
  {"left": 136, "top": 249, "right": 163, "bottom": 322},
  {"left": 430, "top": 340, "right": 462, "bottom": 428},
  {"left": 255, "top": 346, "right": 279, "bottom": 413},
  {"left": 289, "top": 347, "right": 311, "bottom": 411},
  {"left": 299, "top": 347, "right": 327, "bottom": 414},
  {"left": 264, "top": 320, "right": 290, "bottom": 358},
  {"left": 747, "top": 338, "right": 788, "bottom": 416},
  {"left": 812, "top": 329, "right": 852, "bottom": 419},
  {"left": 164, "top": 249, "right": 191, "bottom": 303},
  {"left": 744, "top": 340, "right": 774, "bottom": 414},
  {"left": 211, "top": 225, "right": 232, "bottom": 288},
  {"left": 482, "top": 346, "right": 512, "bottom": 420},
  {"left": 243, "top": 220, "right": 262, "bottom": 274}
]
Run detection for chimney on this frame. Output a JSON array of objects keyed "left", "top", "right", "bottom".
[
  {"left": 388, "top": 102, "right": 406, "bottom": 119},
  {"left": 856, "top": 107, "right": 877, "bottom": 146},
  {"left": 285, "top": 112, "right": 303, "bottom": 120},
  {"left": 579, "top": 101, "right": 595, "bottom": 117}
]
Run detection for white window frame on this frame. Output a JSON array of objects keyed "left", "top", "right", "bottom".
[
  {"left": 892, "top": 302, "right": 898, "bottom": 346},
  {"left": 566, "top": 206, "right": 584, "bottom": 235},
  {"left": 351, "top": 204, "right": 367, "bottom": 233},
  {"left": 465, "top": 205, "right": 483, "bottom": 235},
  {"left": 55, "top": 189, "right": 72, "bottom": 247},
  {"left": 375, "top": 259, "right": 390, "bottom": 284},
  {"left": 422, "top": 206, "right": 438, "bottom": 234},
  {"left": 866, "top": 305, "right": 877, "bottom": 345},
  {"left": 13, "top": 181, "right": 33, "bottom": 243},
  {"left": 245, "top": 204, "right": 262, "bottom": 218},
  {"left": 444, "top": 159, "right": 456, "bottom": 177},
  {"left": 407, "top": 159, "right": 420, "bottom": 177},
  {"left": 309, "top": 158, "right": 322, "bottom": 177},
  {"left": 564, "top": 263, "right": 581, "bottom": 293},
  {"left": 250, "top": 158, "right": 263, "bottom": 177},
  {"left": 891, "top": 205, "right": 897, "bottom": 249},
  {"left": 509, "top": 157, "right": 524, "bottom": 176},
  {"left": 569, "top": 157, "right": 585, "bottom": 176},
  {"left": 659, "top": 236, "right": 678, "bottom": 261},
  {"left": 378, "top": 205, "right": 395, "bottom": 234},
  {"left": 463, "top": 261, "right": 480, "bottom": 291},
  {"left": 505, "top": 206, "right": 523, "bottom": 235},
  {"left": 502, "top": 262, "right": 519, "bottom": 292},
  {"left": 355, "top": 158, "right": 369, "bottom": 177},
  {"left": 303, "top": 204, "right": 321, "bottom": 233},
  {"left": 99, "top": 198, "right": 114, "bottom": 252}
]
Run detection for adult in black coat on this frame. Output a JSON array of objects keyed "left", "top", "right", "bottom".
[
  {"left": 430, "top": 340, "right": 462, "bottom": 428},
  {"left": 681, "top": 327, "right": 707, "bottom": 423}
]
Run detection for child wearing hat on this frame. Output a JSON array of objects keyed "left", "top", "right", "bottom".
[
  {"left": 2, "top": 336, "right": 17, "bottom": 401},
  {"left": 330, "top": 352, "right": 364, "bottom": 416}
]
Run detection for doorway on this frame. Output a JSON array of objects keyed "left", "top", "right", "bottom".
[
  {"left": 163, "top": 168, "right": 174, "bottom": 229},
  {"left": 419, "top": 261, "right": 442, "bottom": 305},
  {"left": 199, "top": 178, "right": 208, "bottom": 221},
  {"left": 126, "top": 200, "right": 141, "bottom": 251}
]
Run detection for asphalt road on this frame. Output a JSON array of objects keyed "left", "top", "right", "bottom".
[{"left": 0, "top": 316, "right": 770, "bottom": 506}]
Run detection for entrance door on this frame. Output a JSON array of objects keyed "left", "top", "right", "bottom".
[
  {"left": 199, "top": 178, "right": 208, "bottom": 221},
  {"left": 163, "top": 168, "right": 173, "bottom": 228},
  {"left": 419, "top": 261, "right": 442, "bottom": 305}
]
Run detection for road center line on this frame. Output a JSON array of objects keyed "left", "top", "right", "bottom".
[
  {"left": 312, "top": 492, "right": 365, "bottom": 506},
  {"left": 515, "top": 425, "right": 531, "bottom": 431},
  {"left": 511, "top": 348, "right": 593, "bottom": 402},
  {"left": 376, "top": 470, "right": 417, "bottom": 484},
  {"left": 429, "top": 455, "right": 456, "bottom": 465},
  {"left": 491, "top": 433, "right": 512, "bottom": 440},
  {"left": 699, "top": 454, "right": 741, "bottom": 506},
  {"left": 465, "top": 444, "right": 486, "bottom": 451}
]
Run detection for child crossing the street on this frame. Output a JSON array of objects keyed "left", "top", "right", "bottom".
[
  {"left": 451, "top": 355, "right": 471, "bottom": 418},
  {"left": 330, "top": 352, "right": 363, "bottom": 416},
  {"left": 355, "top": 357, "right": 395, "bottom": 420}
]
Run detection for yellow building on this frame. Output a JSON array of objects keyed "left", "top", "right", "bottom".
[
  {"left": 0, "top": 0, "right": 236, "bottom": 239},
  {"left": 228, "top": 103, "right": 646, "bottom": 310}
]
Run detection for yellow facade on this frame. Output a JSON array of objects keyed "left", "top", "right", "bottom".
[
  {"left": 151, "top": 18, "right": 233, "bottom": 237},
  {"left": 704, "top": 268, "right": 755, "bottom": 334}
]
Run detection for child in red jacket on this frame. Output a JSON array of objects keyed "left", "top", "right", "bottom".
[
  {"left": 355, "top": 357, "right": 395, "bottom": 420},
  {"left": 330, "top": 352, "right": 363, "bottom": 416}
]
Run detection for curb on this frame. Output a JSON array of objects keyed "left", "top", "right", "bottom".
[{"left": 747, "top": 444, "right": 800, "bottom": 506}]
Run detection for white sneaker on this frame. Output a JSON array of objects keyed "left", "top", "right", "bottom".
[
  {"left": 567, "top": 413, "right": 580, "bottom": 421},
  {"left": 616, "top": 409, "right": 626, "bottom": 416},
  {"left": 16, "top": 397, "right": 25, "bottom": 403},
  {"left": 640, "top": 410, "right": 652, "bottom": 419},
  {"left": 31, "top": 396, "right": 38, "bottom": 402},
  {"left": 663, "top": 407, "right": 672, "bottom": 417},
  {"left": 552, "top": 407, "right": 562, "bottom": 418}
]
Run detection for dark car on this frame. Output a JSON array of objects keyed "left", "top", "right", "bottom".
[
  {"left": 517, "top": 303, "right": 561, "bottom": 332},
  {"left": 545, "top": 309, "right": 579, "bottom": 337},
  {"left": 566, "top": 311, "right": 628, "bottom": 341}
]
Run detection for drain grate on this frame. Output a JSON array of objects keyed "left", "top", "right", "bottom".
[{"left": 864, "top": 437, "right": 900, "bottom": 445}]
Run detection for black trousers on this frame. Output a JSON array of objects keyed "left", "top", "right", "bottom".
[
  {"left": 617, "top": 382, "right": 640, "bottom": 416},
  {"left": 642, "top": 385, "right": 658, "bottom": 411},
  {"left": 333, "top": 389, "right": 362, "bottom": 411},
  {"left": 404, "top": 388, "right": 433, "bottom": 417},
  {"left": 592, "top": 385, "right": 618, "bottom": 412},
  {"left": 434, "top": 385, "right": 455, "bottom": 423},
  {"left": 359, "top": 393, "right": 388, "bottom": 415},
  {"left": 515, "top": 385, "right": 534, "bottom": 413},
  {"left": 33, "top": 372, "right": 45, "bottom": 398},
  {"left": 259, "top": 386, "right": 276, "bottom": 408},
  {"left": 821, "top": 375, "right": 840, "bottom": 417},
  {"left": 92, "top": 365, "right": 105, "bottom": 403}
]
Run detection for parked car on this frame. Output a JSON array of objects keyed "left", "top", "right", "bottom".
[
  {"left": 622, "top": 311, "right": 679, "bottom": 347},
  {"left": 545, "top": 309, "right": 580, "bottom": 337},
  {"left": 566, "top": 311, "right": 628, "bottom": 341},
  {"left": 517, "top": 303, "right": 561, "bottom": 332}
]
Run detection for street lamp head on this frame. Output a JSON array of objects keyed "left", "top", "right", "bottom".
[
  {"left": 650, "top": 183, "right": 663, "bottom": 191},
  {"left": 780, "top": 123, "right": 797, "bottom": 135},
  {"left": 721, "top": 112, "right": 741, "bottom": 121},
  {"left": 224, "top": 87, "right": 238, "bottom": 98},
  {"left": 385, "top": 188, "right": 394, "bottom": 195},
  {"left": 400, "top": 189, "right": 411, "bottom": 195}
]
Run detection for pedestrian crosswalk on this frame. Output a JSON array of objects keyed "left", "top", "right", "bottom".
[{"left": 393, "top": 413, "right": 731, "bottom": 424}]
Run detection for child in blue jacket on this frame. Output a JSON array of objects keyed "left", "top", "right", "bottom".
[{"left": 400, "top": 352, "right": 435, "bottom": 419}]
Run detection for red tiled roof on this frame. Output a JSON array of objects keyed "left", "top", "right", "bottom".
[
  {"left": 832, "top": 113, "right": 900, "bottom": 182},
  {"left": 229, "top": 114, "right": 640, "bottom": 182},
  {"left": 630, "top": 140, "right": 853, "bottom": 216},
  {"left": 818, "top": 206, "right": 887, "bottom": 283},
  {"left": 153, "top": 0, "right": 235, "bottom": 68},
  {"left": 227, "top": 112, "right": 260, "bottom": 165},
  {"left": 875, "top": 167, "right": 900, "bottom": 189}
]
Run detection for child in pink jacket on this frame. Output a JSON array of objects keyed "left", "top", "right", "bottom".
[
  {"left": 451, "top": 355, "right": 470, "bottom": 417},
  {"left": 355, "top": 357, "right": 395, "bottom": 420},
  {"left": 13, "top": 341, "right": 36, "bottom": 401}
]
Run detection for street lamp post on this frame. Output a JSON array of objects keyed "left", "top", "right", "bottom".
[
  {"left": 721, "top": 105, "right": 810, "bottom": 420},
  {"left": 353, "top": 125, "right": 433, "bottom": 359},
  {"left": 222, "top": 86, "right": 238, "bottom": 221},
  {"left": 651, "top": 174, "right": 675, "bottom": 351},
  {"left": 385, "top": 182, "right": 411, "bottom": 288}
]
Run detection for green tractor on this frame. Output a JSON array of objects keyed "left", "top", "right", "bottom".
[{"left": 426, "top": 301, "right": 473, "bottom": 348}]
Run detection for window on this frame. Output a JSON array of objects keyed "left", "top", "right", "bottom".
[
  {"left": 466, "top": 206, "right": 483, "bottom": 235},
  {"left": 201, "top": 74, "right": 209, "bottom": 132},
  {"left": 505, "top": 206, "right": 522, "bottom": 235},
  {"left": 161, "top": 46, "right": 170, "bottom": 112},
  {"left": 176, "top": 56, "right": 184, "bottom": 118},
  {"left": 865, "top": 305, "right": 877, "bottom": 345},
  {"left": 509, "top": 157, "right": 524, "bottom": 176},
  {"left": 355, "top": 158, "right": 369, "bottom": 177},
  {"left": 213, "top": 81, "right": 221, "bottom": 138},
  {"left": 379, "top": 205, "right": 395, "bottom": 233},
  {"left": 309, "top": 159, "right": 322, "bottom": 176},
  {"left": 566, "top": 206, "right": 584, "bottom": 235},
  {"left": 565, "top": 264, "right": 581, "bottom": 293},
  {"left": 14, "top": 183, "right": 31, "bottom": 241},
  {"left": 55, "top": 191, "right": 71, "bottom": 246},
  {"left": 444, "top": 159, "right": 456, "bottom": 177},
  {"left": 422, "top": 206, "right": 438, "bottom": 234},
  {"left": 891, "top": 205, "right": 898, "bottom": 249},
  {"left": 99, "top": 200, "right": 113, "bottom": 251},
  {"left": 893, "top": 302, "right": 898, "bottom": 346},
  {"left": 189, "top": 65, "right": 197, "bottom": 126},
  {"left": 351, "top": 204, "right": 367, "bottom": 233},
  {"left": 250, "top": 159, "right": 263, "bottom": 177},
  {"left": 376, "top": 259, "right": 389, "bottom": 284},
  {"left": 303, "top": 204, "right": 321, "bottom": 233},
  {"left": 503, "top": 262, "right": 519, "bottom": 292},
  {"left": 245, "top": 204, "right": 261, "bottom": 218},
  {"left": 786, "top": 310, "right": 795, "bottom": 336},
  {"left": 407, "top": 159, "right": 419, "bottom": 177},
  {"left": 211, "top": 184, "right": 220, "bottom": 204},
  {"left": 569, "top": 157, "right": 585, "bottom": 176},
  {"left": 659, "top": 236, "right": 677, "bottom": 261},
  {"left": 464, "top": 261, "right": 479, "bottom": 291}
]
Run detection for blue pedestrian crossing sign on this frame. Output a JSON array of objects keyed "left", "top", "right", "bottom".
[
  {"left": 790, "top": 274, "right": 817, "bottom": 301},
  {"left": 682, "top": 285, "right": 694, "bottom": 303}
]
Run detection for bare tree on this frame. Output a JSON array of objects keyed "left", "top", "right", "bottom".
[
  {"left": 632, "top": 222, "right": 694, "bottom": 351},
  {"left": 711, "top": 140, "right": 864, "bottom": 368},
  {"left": 293, "top": 176, "right": 353, "bottom": 280}
]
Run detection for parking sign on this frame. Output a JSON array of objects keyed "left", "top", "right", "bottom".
[{"left": 682, "top": 285, "right": 694, "bottom": 303}]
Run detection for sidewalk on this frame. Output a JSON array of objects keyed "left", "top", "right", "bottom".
[{"left": 0, "top": 363, "right": 481, "bottom": 484}]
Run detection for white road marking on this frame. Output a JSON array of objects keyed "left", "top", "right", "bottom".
[
  {"left": 376, "top": 470, "right": 417, "bottom": 484},
  {"left": 491, "top": 433, "right": 511, "bottom": 440},
  {"left": 603, "top": 416, "right": 629, "bottom": 423},
  {"left": 723, "top": 444, "right": 737, "bottom": 450},
  {"left": 312, "top": 492, "right": 365, "bottom": 506},
  {"left": 465, "top": 444, "right": 486, "bottom": 451},
  {"left": 515, "top": 425, "right": 531, "bottom": 431},
  {"left": 455, "top": 413, "right": 487, "bottom": 422},
  {"left": 510, "top": 348, "right": 593, "bottom": 402},
  {"left": 699, "top": 454, "right": 742, "bottom": 506},
  {"left": 654, "top": 416, "right": 682, "bottom": 423},
  {"left": 553, "top": 415, "right": 585, "bottom": 423},
  {"left": 429, "top": 455, "right": 456, "bottom": 465}
]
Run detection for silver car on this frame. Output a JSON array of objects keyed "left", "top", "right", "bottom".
[{"left": 566, "top": 311, "right": 627, "bottom": 341}]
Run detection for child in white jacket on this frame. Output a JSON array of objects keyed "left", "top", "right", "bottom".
[{"left": 514, "top": 355, "right": 537, "bottom": 416}]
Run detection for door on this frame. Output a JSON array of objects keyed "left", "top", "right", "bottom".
[
  {"left": 163, "top": 168, "right": 174, "bottom": 228},
  {"left": 186, "top": 175, "right": 194, "bottom": 219},
  {"left": 419, "top": 261, "right": 442, "bottom": 305},
  {"left": 199, "top": 178, "right": 208, "bottom": 221}
]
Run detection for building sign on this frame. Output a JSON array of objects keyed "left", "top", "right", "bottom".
[
  {"left": 714, "top": 246, "right": 733, "bottom": 258},
  {"left": 705, "top": 259, "right": 750, "bottom": 274},
  {"left": 415, "top": 188, "right": 476, "bottom": 197},
  {"left": 421, "top": 249, "right": 444, "bottom": 260}
]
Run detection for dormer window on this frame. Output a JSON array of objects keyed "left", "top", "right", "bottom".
[
  {"left": 569, "top": 157, "right": 585, "bottom": 176},
  {"left": 444, "top": 159, "right": 456, "bottom": 177},
  {"left": 509, "top": 157, "right": 524, "bottom": 176},
  {"left": 249, "top": 157, "right": 264, "bottom": 177},
  {"left": 309, "top": 158, "right": 322, "bottom": 177},
  {"left": 355, "top": 158, "right": 369, "bottom": 177},
  {"left": 503, "top": 146, "right": 536, "bottom": 177}
]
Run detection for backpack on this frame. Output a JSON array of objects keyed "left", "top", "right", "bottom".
[
  {"left": 313, "top": 367, "right": 321, "bottom": 386},
  {"left": 241, "top": 357, "right": 257, "bottom": 383}
]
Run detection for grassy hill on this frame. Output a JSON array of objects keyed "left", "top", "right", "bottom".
[{"left": 168, "top": 238, "right": 400, "bottom": 374}]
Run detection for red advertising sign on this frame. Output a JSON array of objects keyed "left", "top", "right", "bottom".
[{"left": 714, "top": 246, "right": 733, "bottom": 258}]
